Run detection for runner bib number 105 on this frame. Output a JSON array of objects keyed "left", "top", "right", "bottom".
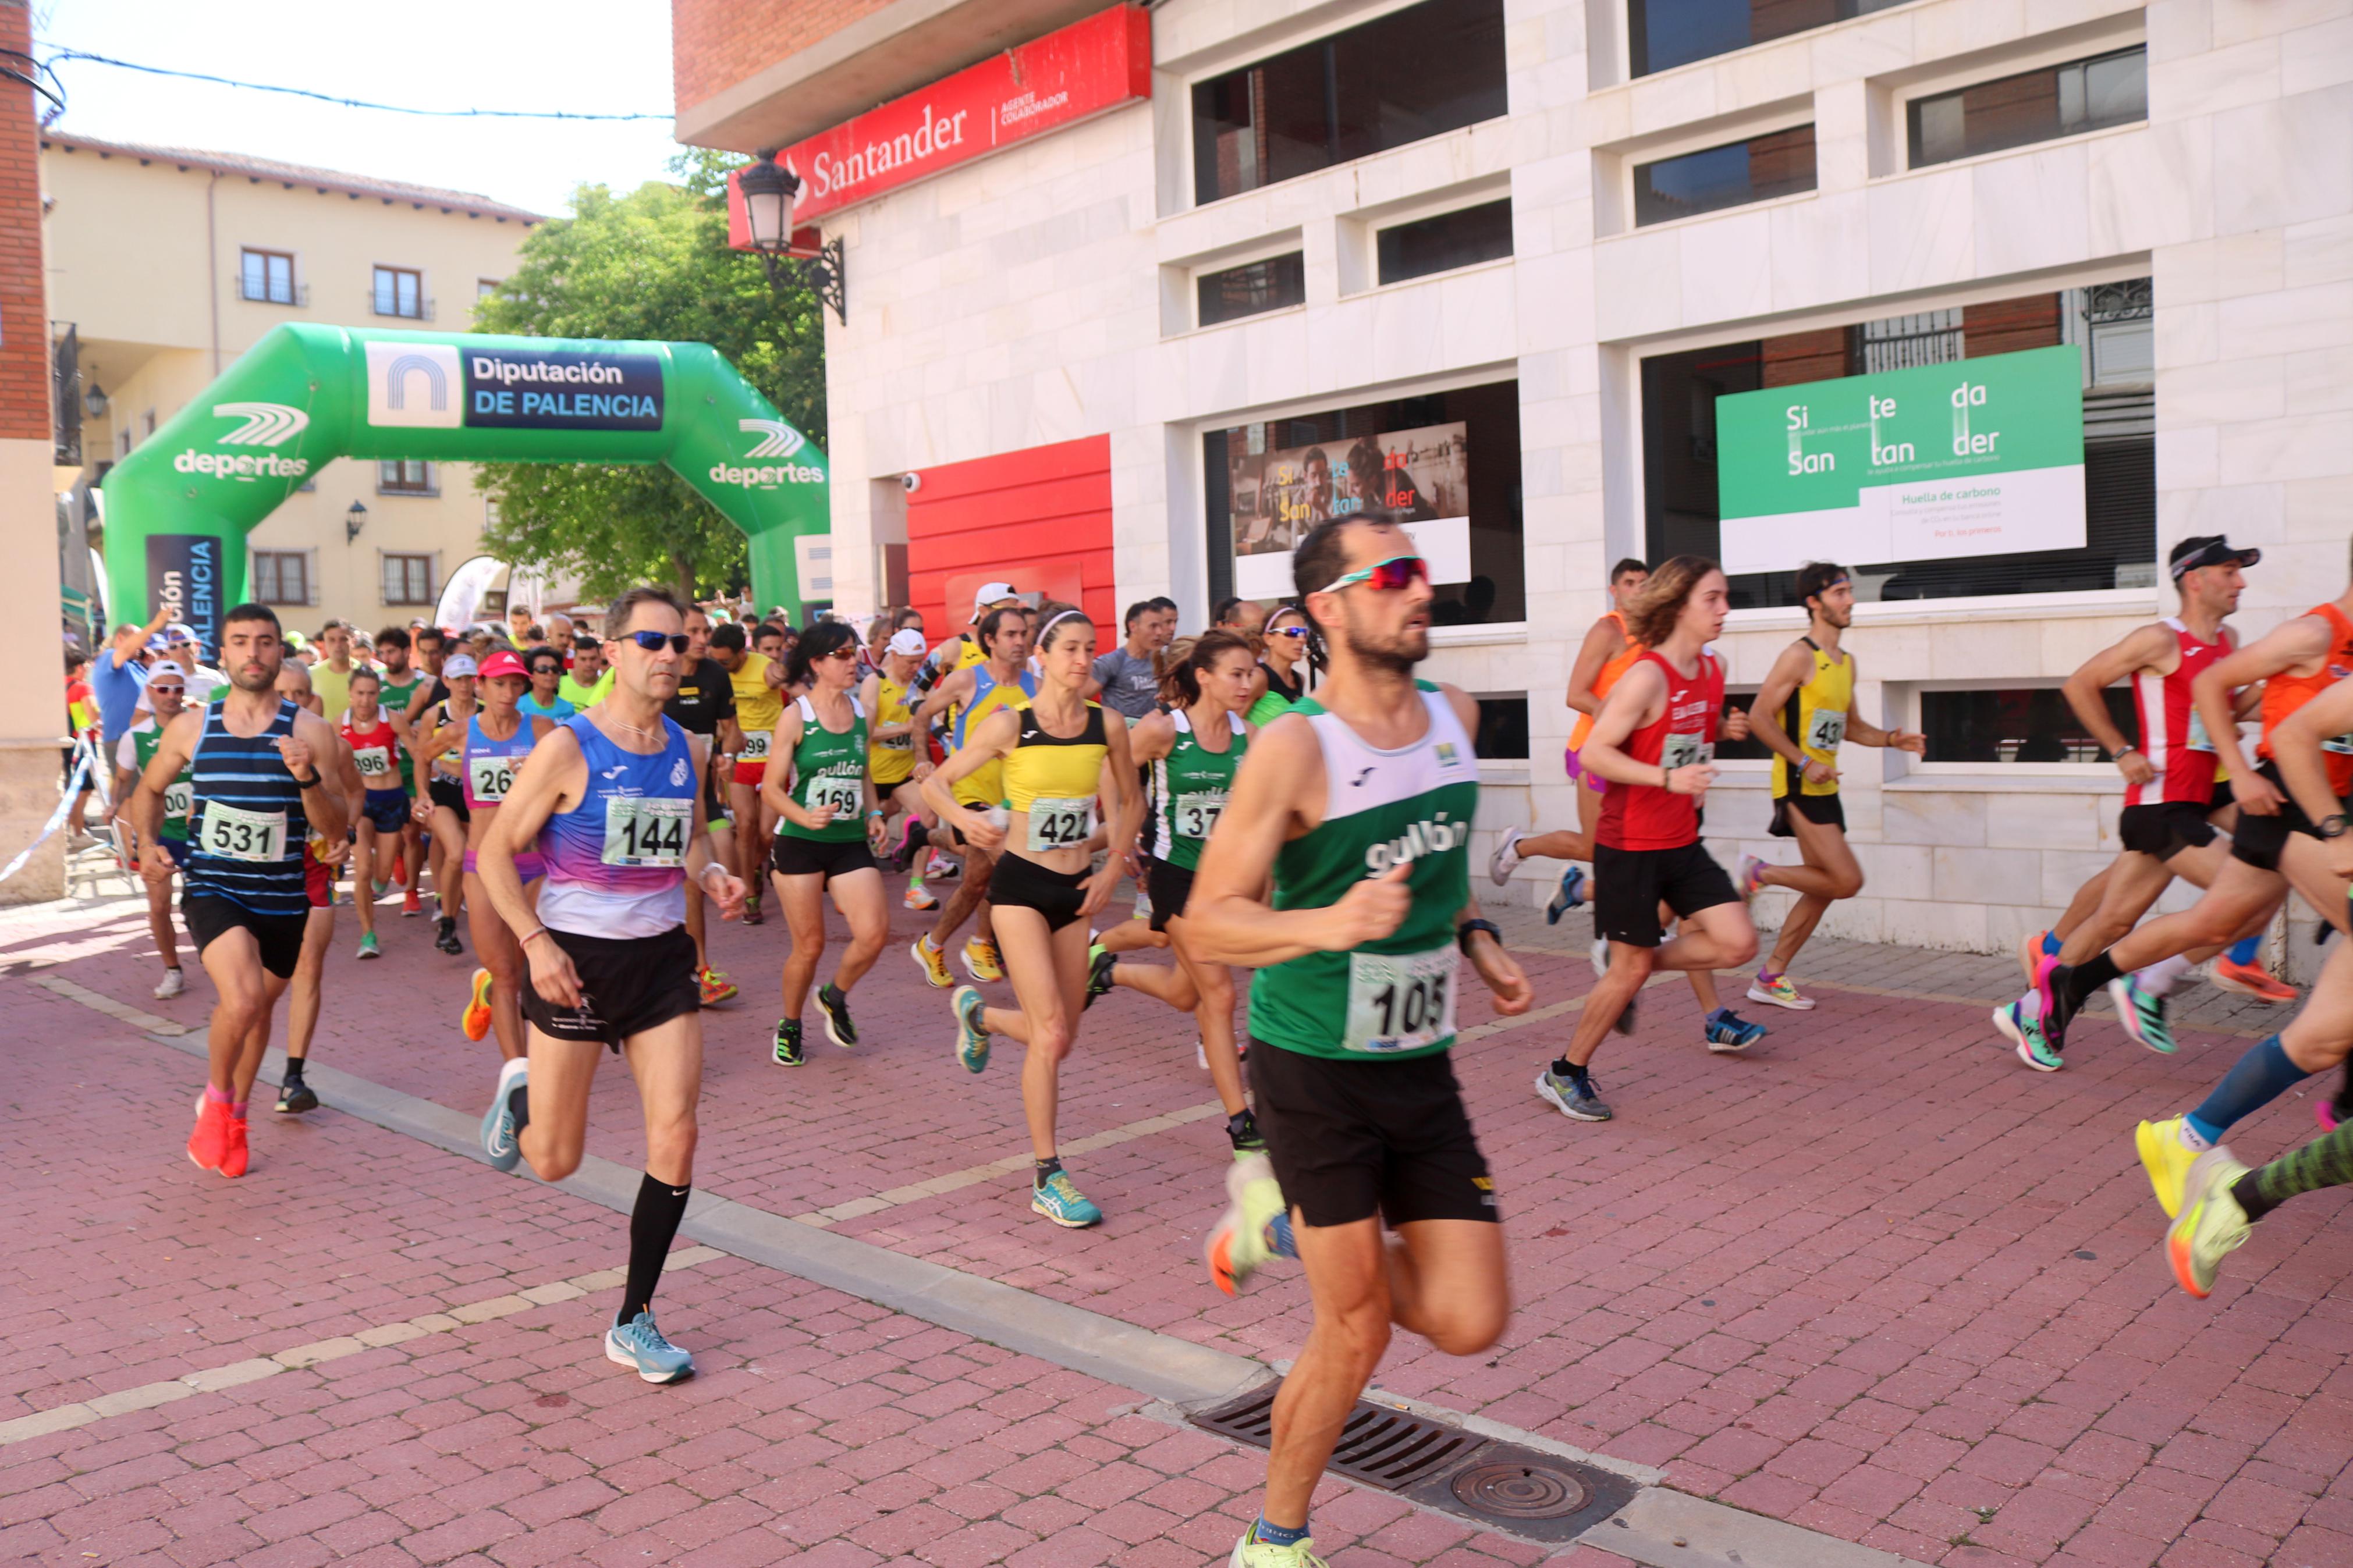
[
  {"left": 1026, "top": 797, "right": 1095, "bottom": 851},
  {"left": 1341, "top": 945, "right": 1458, "bottom": 1054},
  {"left": 602, "top": 797, "right": 690, "bottom": 867},
  {"left": 197, "top": 801, "right": 286, "bottom": 863}
]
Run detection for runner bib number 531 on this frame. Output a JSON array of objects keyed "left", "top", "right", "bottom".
[
  {"left": 1026, "top": 797, "right": 1095, "bottom": 851},
  {"left": 197, "top": 801, "right": 286, "bottom": 863},
  {"left": 602, "top": 797, "right": 690, "bottom": 867},
  {"left": 1341, "top": 945, "right": 1458, "bottom": 1054}
]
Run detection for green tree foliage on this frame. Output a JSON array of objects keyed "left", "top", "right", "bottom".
[{"left": 471, "top": 151, "right": 825, "bottom": 602}]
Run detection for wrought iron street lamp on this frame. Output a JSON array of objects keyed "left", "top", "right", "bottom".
[
  {"left": 345, "top": 500, "right": 368, "bottom": 544},
  {"left": 739, "top": 151, "right": 846, "bottom": 326}
]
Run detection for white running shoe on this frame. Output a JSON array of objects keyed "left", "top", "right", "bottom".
[
  {"left": 153, "top": 968, "right": 186, "bottom": 1000},
  {"left": 1488, "top": 825, "right": 1525, "bottom": 887}
]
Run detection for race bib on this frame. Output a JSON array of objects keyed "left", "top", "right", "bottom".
[
  {"left": 740, "top": 730, "right": 772, "bottom": 763},
  {"left": 1173, "top": 790, "right": 1229, "bottom": 839},
  {"left": 602, "top": 796, "right": 690, "bottom": 867},
  {"left": 1025, "top": 795, "right": 1095, "bottom": 851},
  {"left": 807, "top": 774, "right": 863, "bottom": 815},
  {"left": 1660, "top": 733, "right": 1715, "bottom": 771},
  {"left": 352, "top": 745, "right": 393, "bottom": 781},
  {"left": 880, "top": 732, "right": 913, "bottom": 751},
  {"left": 1804, "top": 709, "right": 1846, "bottom": 753},
  {"left": 2324, "top": 733, "right": 2353, "bottom": 757},
  {"left": 162, "top": 780, "right": 194, "bottom": 820},
  {"left": 197, "top": 800, "right": 285, "bottom": 863},
  {"left": 468, "top": 752, "right": 517, "bottom": 802},
  {"left": 1342, "top": 944, "right": 1458, "bottom": 1054}
]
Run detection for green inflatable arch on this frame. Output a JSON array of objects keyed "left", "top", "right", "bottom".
[{"left": 101, "top": 323, "right": 829, "bottom": 652}]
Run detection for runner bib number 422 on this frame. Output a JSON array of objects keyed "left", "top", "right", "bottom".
[
  {"left": 602, "top": 797, "right": 690, "bottom": 867},
  {"left": 1341, "top": 944, "right": 1458, "bottom": 1054},
  {"left": 1026, "top": 797, "right": 1095, "bottom": 851},
  {"left": 197, "top": 801, "right": 286, "bottom": 863}
]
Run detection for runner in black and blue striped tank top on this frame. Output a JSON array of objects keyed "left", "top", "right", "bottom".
[{"left": 184, "top": 695, "right": 311, "bottom": 918}]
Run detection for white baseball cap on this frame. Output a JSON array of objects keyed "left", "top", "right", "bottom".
[
  {"left": 442, "top": 653, "right": 480, "bottom": 678},
  {"left": 887, "top": 628, "right": 928, "bottom": 657},
  {"left": 146, "top": 660, "right": 187, "bottom": 682},
  {"left": 971, "top": 582, "right": 1018, "bottom": 621}
]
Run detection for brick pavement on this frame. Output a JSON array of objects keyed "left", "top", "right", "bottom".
[{"left": 10, "top": 857, "right": 2353, "bottom": 1566}]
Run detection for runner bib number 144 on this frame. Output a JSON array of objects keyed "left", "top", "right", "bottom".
[{"left": 602, "top": 797, "right": 690, "bottom": 867}]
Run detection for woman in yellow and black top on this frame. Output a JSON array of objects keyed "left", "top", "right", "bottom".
[
  {"left": 859, "top": 627, "right": 940, "bottom": 912},
  {"left": 921, "top": 609, "right": 1142, "bottom": 1231}
]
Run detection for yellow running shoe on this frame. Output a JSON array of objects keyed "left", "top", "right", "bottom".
[
  {"left": 2135, "top": 1115, "right": 2202, "bottom": 1218},
  {"left": 2167, "top": 1148, "right": 2252, "bottom": 1299},
  {"left": 910, "top": 933, "right": 953, "bottom": 989},
  {"left": 1206, "top": 1152, "right": 1290, "bottom": 1297},
  {"left": 1229, "top": 1531, "right": 1328, "bottom": 1566},
  {"left": 460, "top": 968, "right": 494, "bottom": 1041},
  {"left": 963, "top": 936, "right": 1005, "bottom": 983}
]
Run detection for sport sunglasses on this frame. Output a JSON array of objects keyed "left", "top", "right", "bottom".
[
  {"left": 1267, "top": 625, "right": 1309, "bottom": 639},
  {"left": 622, "top": 631, "right": 691, "bottom": 654},
  {"left": 1314, "top": 553, "right": 1429, "bottom": 595}
]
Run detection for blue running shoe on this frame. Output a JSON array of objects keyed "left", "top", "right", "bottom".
[
  {"left": 604, "top": 1310, "right": 693, "bottom": 1384},
  {"left": 1704, "top": 1010, "right": 1768, "bottom": 1053},
  {"left": 1535, "top": 1067, "right": 1611, "bottom": 1121},
  {"left": 2109, "top": 975, "right": 2175, "bottom": 1054},
  {"left": 952, "top": 984, "right": 991, "bottom": 1073},
  {"left": 1546, "top": 865, "right": 1588, "bottom": 925},
  {"left": 1031, "top": 1168, "right": 1102, "bottom": 1228},
  {"left": 1993, "top": 997, "right": 2063, "bottom": 1073},
  {"left": 480, "top": 1056, "right": 528, "bottom": 1172}
]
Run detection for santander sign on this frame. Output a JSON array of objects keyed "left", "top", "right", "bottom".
[{"left": 728, "top": 3, "right": 1151, "bottom": 235}]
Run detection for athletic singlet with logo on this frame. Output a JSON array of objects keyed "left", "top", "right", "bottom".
[
  {"left": 127, "top": 720, "right": 194, "bottom": 840},
  {"left": 2128, "top": 618, "right": 2228, "bottom": 808},
  {"left": 729, "top": 652, "right": 784, "bottom": 767},
  {"left": 1251, "top": 683, "right": 1478, "bottom": 1062},
  {"left": 779, "top": 694, "right": 868, "bottom": 844},
  {"left": 1147, "top": 709, "right": 1245, "bottom": 871},
  {"left": 184, "top": 697, "right": 310, "bottom": 916},
  {"left": 1772, "top": 638, "right": 1854, "bottom": 801},
  {"left": 536, "top": 713, "right": 698, "bottom": 939},
  {"left": 1598, "top": 650, "right": 1724, "bottom": 853},
  {"left": 1568, "top": 611, "right": 1644, "bottom": 752},
  {"left": 1001, "top": 695, "right": 1107, "bottom": 857},
  {"left": 869, "top": 674, "right": 917, "bottom": 785},
  {"left": 950, "top": 666, "right": 1038, "bottom": 807},
  {"left": 423, "top": 702, "right": 467, "bottom": 784},
  {"left": 2256, "top": 602, "right": 2353, "bottom": 797},
  {"left": 461, "top": 710, "right": 537, "bottom": 811},
  {"left": 340, "top": 712, "right": 401, "bottom": 795}
]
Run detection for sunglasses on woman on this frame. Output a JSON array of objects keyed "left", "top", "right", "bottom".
[
  {"left": 623, "top": 631, "right": 691, "bottom": 654},
  {"left": 1314, "top": 553, "right": 1429, "bottom": 595},
  {"left": 818, "top": 645, "right": 858, "bottom": 662},
  {"left": 1268, "top": 625, "right": 1309, "bottom": 639}
]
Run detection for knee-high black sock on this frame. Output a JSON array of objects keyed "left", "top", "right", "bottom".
[
  {"left": 2055, "top": 951, "right": 2122, "bottom": 1027},
  {"left": 620, "top": 1172, "right": 691, "bottom": 1325}
]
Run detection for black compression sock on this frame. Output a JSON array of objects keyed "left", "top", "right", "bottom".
[
  {"left": 282, "top": 1058, "right": 306, "bottom": 1082},
  {"left": 2063, "top": 952, "right": 2121, "bottom": 1008},
  {"left": 508, "top": 1082, "right": 530, "bottom": 1135},
  {"left": 1034, "top": 1157, "right": 1062, "bottom": 1187},
  {"left": 620, "top": 1172, "right": 691, "bottom": 1324},
  {"left": 2232, "top": 1170, "right": 2277, "bottom": 1224}
]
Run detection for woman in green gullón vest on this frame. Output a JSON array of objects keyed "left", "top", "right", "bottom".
[{"left": 760, "top": 621, "right": 892, "bottom": 1068}]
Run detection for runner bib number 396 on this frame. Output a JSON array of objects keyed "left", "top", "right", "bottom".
[
  {"left": 1342, "top": 945, "right": 1458, "bottom": 1054},
  {"left": 1173, "top": 790, "right": 1228, "bottom": 838},
  {"left": 1026, "top": 797, "right": 1095, "bottom": 851},
  {"left": 602, "top": 797, "right": 690, "bottom": 867},
  {"left": 468, "top": 753, "right": 517, "bottom": 802},
  {"left": 197, "top": 801, "right": 286, "bottom": 863},
  {"left": 352, "top": 745, "right": 393, "bottom": 781}
]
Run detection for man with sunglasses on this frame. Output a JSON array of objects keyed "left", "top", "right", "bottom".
[
  {"left": 1186, "top": 518, "right": 1531, "bottom": 1568},
  {"left": 475, "top": 588, "right": 746, "bottom": 1385},
  {"left": 113, "top": 660, "right": 197, "bottom": 999}
]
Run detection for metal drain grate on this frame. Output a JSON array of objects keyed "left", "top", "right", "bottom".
[{"left": 1190, "top": 1384, "right": 1635, "bottom": 1543}]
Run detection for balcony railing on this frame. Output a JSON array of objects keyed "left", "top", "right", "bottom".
[{"left": 370, "top": 293, "right": 435, "bottom": 321}]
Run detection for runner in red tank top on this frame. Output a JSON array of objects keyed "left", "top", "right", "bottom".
[
  {"left": 338, "top": 669, "right": 409, "bottom": 961},
  {"left": 1535, "top": 557, "right": 1759, "bottom": 1125},
  {"left": 2026, "top": 540, "right": 2353, "bottom": 1065}
]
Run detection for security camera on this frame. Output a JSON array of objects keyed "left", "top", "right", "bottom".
[{"left": 900, "top": 471, "right": 922, "bottom": 494}]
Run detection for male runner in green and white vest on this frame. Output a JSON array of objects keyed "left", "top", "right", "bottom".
[
  {"left": 114, "top": 660, "right": 196, "bottom": 999},
  {"left": 1186, "top": 517, "right": 1532, "bottom": 1568}
]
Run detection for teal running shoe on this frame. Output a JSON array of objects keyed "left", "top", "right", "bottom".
[
  {"left": 480, "top": 1056, "right": 528, "bottom": 1171},
  {"left": 952, "top": 984, "right": 991, "bottom": 1073},
  {"left": 1031, "top": 1168, "right": 1102, "bottom": 1228},
  {"left": 1993, "top": 997, "right": 2063, "bottom": 1072},
  {"left": 604, "top": 1309, "right": 693, "bottom": 1384},
  {"left": 2109, "top": 975, "right": 2174, "bottom": 1054},
  {"left": 1545, "top": 865, "right": 1587, "bottom": 925},
  {"left": 354, "top": 931, "right": 381, "bottom": 960}
]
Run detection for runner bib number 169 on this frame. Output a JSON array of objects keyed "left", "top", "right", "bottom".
[
  {"left": 602, "top": 797, "right": 690, "bottom": 867},
  {"left": 1341, "top": 945, "right": 1458, "bottom": 1054},
  {"left": 807, "top": 774, "right": 863, "bottom": 816}
]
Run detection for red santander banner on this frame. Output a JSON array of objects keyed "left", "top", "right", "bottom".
[{"left": 729, "top": 4, "right": 1151, "bottom": 240}]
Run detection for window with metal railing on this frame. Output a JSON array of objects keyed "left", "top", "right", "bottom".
[
  {"left": 372, "top": 266, "right": 430, "bottom": 319},
  {"left": 241, "top": 249, "right": 299, "bottom": 305},
  {"left": 251, "top": 551, "right": 311, "bottom": 607},
  {"left": 378, "top": 460, "right": 435, "bottom": 495}
]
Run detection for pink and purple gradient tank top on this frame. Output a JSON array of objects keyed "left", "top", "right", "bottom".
[{"left": 535, "top": 712, "right": 699, "bottom": 938}]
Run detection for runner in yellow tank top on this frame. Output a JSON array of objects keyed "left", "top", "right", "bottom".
[
  {"left": 861, "top": 628, "right": 941, "bottom": 912},
  {"left": 1740, "top": 563, "right": 1924, "bottom": 1011},
  {"left": 907, "top": 605, "right": 1034, "bottom": 988}
]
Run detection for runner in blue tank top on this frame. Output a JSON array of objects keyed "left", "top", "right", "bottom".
[
  {"left": 471, "top": 587, "right": 746, "bottom": 1388},
  {"left": 130, "top": 603, "right": 347, "bottom": 1182}
]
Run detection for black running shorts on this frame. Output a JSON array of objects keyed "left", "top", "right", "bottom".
[
  {"left": 428, "top": 773, "right": 469, "bottom": 824},
  {"left": 1249, "top": 1043, "right": 1497, "bottom": 1229},
  {"left": 2228, "top": 763, "right": 2340, "bottom": 873},
  {"left": 184, "top": 894, "right": 307, "bottom": 980},
  {"left": 988, "top": 851, "right": 1089, "bottom": 933},
  {"left": 521, "top": 925, "right": 699, "bottom": 1051},
  {"left": 2119, "top": 800, "right": 2220, "bottom": 862},
  {"left": 1592, "top": 840, "right": 1738, "bottom": 948},
  {"left": 769, "top": 834, "right": 878, "bottom": 883},
  {"left": 1148, "top": 858, "right": 1194, "bottom": 932},
  {"left": 1769, "top": 791, "right": 1845, "bottom": 838}
]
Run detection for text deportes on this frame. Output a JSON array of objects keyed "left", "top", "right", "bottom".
[
  {"left": 709, "top": 461, "right": 824, "bottom": 487},
  {"left": 175, "top": 450, "right": 310, "bottom": 479}
]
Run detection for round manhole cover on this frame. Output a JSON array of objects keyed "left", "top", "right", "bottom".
[{"left": 1449, "top": 1459, "right": 1588, "bottom": 1520}]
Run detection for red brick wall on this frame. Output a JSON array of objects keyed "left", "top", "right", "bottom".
[
  {"left": 674, "top": 0, "right": 903, "bottom": 122},
  {"left": 1761, "top": 328, "right": 1851, "bottom": 388},
  {"left": 905, "top": 436, "right": 1115, "bottom": 636},
  {"left": 0, "top": 0, "right": 51, "bottom": 445},
  {"left": 1965, "top": 294, "right": 2063, "bottom": 358}
]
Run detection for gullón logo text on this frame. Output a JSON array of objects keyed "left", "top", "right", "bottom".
[
  {"left": 1363, "top": 810, "right": 1468, "bottom": 874},
  {"left": 175, "top": 401, "right": 312, "bottom": 480}
]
